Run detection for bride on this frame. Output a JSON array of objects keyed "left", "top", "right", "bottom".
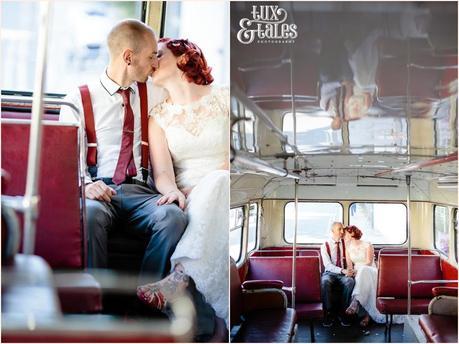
[
  {"left": 344, "top": 225, "right": 385, "bottom": 326},
  {"left": 344, "top": 225, "right": 404, "bottom": 326},
  {"left": 136, "top": 38, "right": 229, "bottom": 325}
]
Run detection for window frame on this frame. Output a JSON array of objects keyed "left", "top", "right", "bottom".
[
  {"left": 433, "top": 204, "right": 450, "bottom": 257},
  {"left": 282, "top": 201, "right": 344, "bottom": 244},
  {"left": 348, "top": 201, "right": 408, "bottom": 246},
  {"left": 247, "top": 202, "right": 259, "bottom": 253},
  {"left": 229, "top": 206, "right": 244, "bottom": 263}
]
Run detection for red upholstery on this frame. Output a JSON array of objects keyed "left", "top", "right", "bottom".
[
  {"left": 376, "top": 298, "right": 431, "bottom": 314},
  {"left": 1, "top": 120, "right": 83, "bottom": 269},
  {"left": 432, "top": 287, "right": 458, "bottom": 297},
  {"left": 377, "top": 254, "right": 443, "bottom": 314},
  {"left": 230, "top": 259, "right": 243, "bottom": 326},
  {"left": 441, "top": 259, "right": 458, "bottom": 287},
  {"left": 419, "top": 314, "right": 458, "bottom": 343},
  {"left": 235, "top": 309, "right": 297, "bottom": 343},
  {"left": 54, "top": 272, "right": 102, "bottom": 313},
  {"left": 251, "top": 249, "right": 320, "bottom": 257},
  {"left": 376, "top": 54, "right": 457, "bottom": 100},
  {"left": 377, "top": 255, "right": 442, "bottom": 298},
  {"left": 247, "top": 256, "right": 322, "bottom": 319},
  {"left": 242, "top": 280, "right": 284, "bottom": 290},
  {"left": 230, "top": 259, "right": 296, "bottom": 342}
]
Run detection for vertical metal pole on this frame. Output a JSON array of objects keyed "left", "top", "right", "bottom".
[
  {"left": 289, "top": 47, "right": 298, "bottom": 309},
  {"left": 23, "top": 1, "right": 51, "bottom": 254},
  {"left": 292, "top": 178, "right": 299, "bottom": 308},
  {"left": 406, "top": 175, "right": 412, "bottom": 315}
]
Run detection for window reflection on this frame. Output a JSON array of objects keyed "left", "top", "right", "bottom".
[
  {"left": 348, "top": 117, "right": 407, "bottom": 154},
  {"left": 1, "top": 1, "right": 142, "bottom": 94},
  {"left": 283, "top": 112, "right": 343, "bottom": 152}
]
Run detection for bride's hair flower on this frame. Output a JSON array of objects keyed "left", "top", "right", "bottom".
[
  {"left": 345, "top": 225, "right": 363, "bottom": 240},
  {"left": 159, "top": 38, "right": 214, "bottom": 85}
]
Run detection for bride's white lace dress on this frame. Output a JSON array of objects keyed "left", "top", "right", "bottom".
[
  {"left": 151, "top": 86, "right": 229, "bottom": 324},
  {"left": 348, "top": 242, "right": 403, "bottom": 324}
]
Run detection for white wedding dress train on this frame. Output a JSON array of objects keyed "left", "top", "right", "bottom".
[{"left": 151, "top": 86, "right": 229, "bottom": 323}]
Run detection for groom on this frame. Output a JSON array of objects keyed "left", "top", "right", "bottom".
[
  {"left": 60, "top": 19, "right": 216, "bottom": 339},
  {"left": 320, "top": 222, "right": 355, "bottom": 327}
]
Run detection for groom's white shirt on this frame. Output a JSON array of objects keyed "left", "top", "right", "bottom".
[
  {"left": 320, "top": 239, "right": 345, "bottom": 274},
  {"left": 59, "top": 71, "right": 167, "bottom": 183}
]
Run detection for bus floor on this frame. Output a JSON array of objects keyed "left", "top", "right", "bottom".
[{"left": 295, "top": 319, "right": 404, "bottom": 343}]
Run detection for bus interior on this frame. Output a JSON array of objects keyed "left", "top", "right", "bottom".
[{"left": 230, "top": 1, "right": 458, "bottom": 343}]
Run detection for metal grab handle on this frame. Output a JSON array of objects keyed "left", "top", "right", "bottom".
[
  {"left": 2, "top": 95, "right": 80, "bottom": 120},
  {"left": 411, "top": 279, "right": 459, "bottom": 285}
]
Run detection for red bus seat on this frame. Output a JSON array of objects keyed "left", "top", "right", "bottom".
[
  {"left": 230, "top": 259, "right": 296, "bottom": 343},
  {"left": 247, "top": 256, "right": 323, "bottom": 320},
  {"left": 1, "top": 119, "right": 102, "bottom": 313}
]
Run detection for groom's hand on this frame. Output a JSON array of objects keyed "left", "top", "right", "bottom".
[
  {"left": 85, "top": 181, "right": 117, "bottom": 202},
  {"left": 157, "top": 190, "right": 186, "bottom": 210},
  {"left": 342, "top": 269, "right": 355, "bottom": 277}
]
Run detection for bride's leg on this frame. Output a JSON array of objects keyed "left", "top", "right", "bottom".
[{"left": 137, "top": 265, "right": 189, "bottom": 310}]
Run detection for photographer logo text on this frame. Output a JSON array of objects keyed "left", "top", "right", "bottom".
[{"left": 237, "top": 5, "right": 298, "bottom": 44}]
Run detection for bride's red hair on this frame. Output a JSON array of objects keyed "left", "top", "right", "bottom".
[
  {"left": 159, "top": 38, "right": 214, "bottom": 85},
  {"left": 345, "top": 225, "right": 363, "bottom": 240}
]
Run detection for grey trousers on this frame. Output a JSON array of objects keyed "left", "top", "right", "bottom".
[{"left": 85, "top": 183, "right": 187, "bottom": 279}]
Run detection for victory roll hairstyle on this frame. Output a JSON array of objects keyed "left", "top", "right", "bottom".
[{"left": 159, "top": 38, "right": 214, "bottom": 85}]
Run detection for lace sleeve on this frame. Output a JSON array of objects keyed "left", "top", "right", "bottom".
[
  {"left": 212, "top": 86, "right": 230, "bottom": 119},
  {"left": 149, "top": 102, "right": 166, "bottom": 130}
]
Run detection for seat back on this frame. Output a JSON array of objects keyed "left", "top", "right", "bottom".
[
  {"left": 230, "top": 258, "right": 243, "bottom": 327},
  {"left": 1, "top": 120, "right": 84, "bottom": 269},
  {"left": 377, "top": 254, "right": 443, "bottom": 298},
  {"left": 248, "top": 256, "right": 321, "bottom": 303}
]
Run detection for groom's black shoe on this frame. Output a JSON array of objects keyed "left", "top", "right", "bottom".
[
  {"left": 338, "top": 315, "right": 351, "bottom": 327},
  {"left": 322, "top": 313, "right": 333, "bottom": 327}
]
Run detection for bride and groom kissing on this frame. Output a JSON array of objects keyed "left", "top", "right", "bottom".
[
  {"left": 321, "top": 222, "right": 387, "bottom": 328},
  {"left": 60, "top": 19, "right": 229, "bottom": 340}
]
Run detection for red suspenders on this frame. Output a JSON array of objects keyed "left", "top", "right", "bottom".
[
  {"left": 78, "top": 82, "right": 149, "bottom": 181},
  {"left": 325, "top": 239, "right": 347, "bottom": 269}
]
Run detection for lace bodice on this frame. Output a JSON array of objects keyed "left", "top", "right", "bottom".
[
  {"left": 151, "top": 86, "right": 229, "bottom": 189},
  {"left": 348, "top": 241, "right": 375, "bottom": 267}
]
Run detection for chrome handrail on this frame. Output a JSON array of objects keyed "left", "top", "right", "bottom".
[
  {"left": 411, "top": 279, "right": 459, "bottom": 285},
  {"left": 22, "top": 1, "right": 51, "bottom": 255}
]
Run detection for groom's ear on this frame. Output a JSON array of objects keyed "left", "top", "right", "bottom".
[{"left": 123, "top": 49, "right": 133, "bottom": 66}]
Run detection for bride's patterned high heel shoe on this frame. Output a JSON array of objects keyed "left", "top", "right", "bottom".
[
  {"left": 137, "top": 267, "right": 189, "bottom": 311},
  {"left": 345, "top": 298, "right": 359, "bottom": 315}
]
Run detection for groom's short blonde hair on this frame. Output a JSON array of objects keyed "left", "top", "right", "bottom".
[
  {"left": 107, "top": 19, "right": 156, "bottom": 57},
  {"left": 331, "top": 222, "right": 343, "bottom": 231}
]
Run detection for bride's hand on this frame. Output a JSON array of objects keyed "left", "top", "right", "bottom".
[
  {"left": 180, "top": 186, "right": 194, "bottom": 198},
  {"left": 157, "top": 190, "right": 186, "bottom": 210}
]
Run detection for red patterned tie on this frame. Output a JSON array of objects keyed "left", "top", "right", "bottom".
[
  {"left": 336, "top": 241, "right": 342, "bottom": 268},
  {"left": 112, "top": 89, "right": 137, "bottom": 185}
]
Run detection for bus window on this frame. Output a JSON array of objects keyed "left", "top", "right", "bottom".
[
  {"left": 349, "top": 203, "right": 407, "bottom": 245},
  {"left": 434, "top": 205, "right": 450, "bottom": 256},
  {"left": 230, "top": 206, "right": 244, "bottom": 262},
  {"left": 284, "top": 202, "right": 343, "bottom": 244},
  {"left": 1, "top": 1, "right": 142, "bottom": 94},
  {"left": 247, "top": 203, "right": 258, "bottom": 252},
  {"left": 163, "top": 1, "right": 229, "bottom": 86}
]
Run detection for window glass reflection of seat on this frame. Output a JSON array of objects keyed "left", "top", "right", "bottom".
[{"left": 1, "top": 1, "right": 141, "bottom": 94}]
